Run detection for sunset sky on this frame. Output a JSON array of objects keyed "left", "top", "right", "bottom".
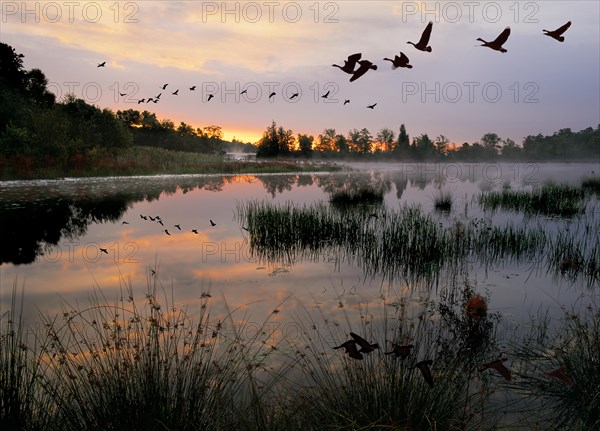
[{"left": 2, "top": 1, "right": 598, "bottom": 144}]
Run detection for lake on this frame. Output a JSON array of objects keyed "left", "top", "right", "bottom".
[
  {"left": 2, "top": 161, "right": 599, "bottom": 428},
  {"left": 1, "top": 162, "right": 598, "bottom": 337}
]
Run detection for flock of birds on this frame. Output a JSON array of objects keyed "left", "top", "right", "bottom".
[
  {"left": 95, "top": 20, "right": 571, "bottom": 110},
  {"left": 333, "top": 332, "right": 573, "bottom": 388},
  {"left": 329, "top": 21, "right": 571, "bottom": 107},
  {"left": 95, "top": 214, "right": 218, "bottom": 258},
  {"left": 133, "top": 213, "right": 217, "bottom": 236}
]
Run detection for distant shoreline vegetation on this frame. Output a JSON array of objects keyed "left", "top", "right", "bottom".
[{"left": 1, "top": 42, "right": 599, "bottom": 181}]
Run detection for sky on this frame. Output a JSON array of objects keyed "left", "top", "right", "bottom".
[{"left": 2, "top": 1, "right": 599, "bottom": 145}]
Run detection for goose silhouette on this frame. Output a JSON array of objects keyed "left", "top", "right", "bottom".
[
  {"left": 384, "top": 52, "right": 413, "bottom": 69},
  {"left": 408, "top": 22, "right": 433, "bottom": 52},
  {"left": 97, "top": 61, "right": 106, "bottom": 67},
  {"left": 350, "top": 60, "right": 377, "bottom": 82},
  {"left": 414, "top": 360, "right": 434, "bottom": 388},
  {"left": 479, "top": 358, "right": 511, "bottom": 381},
  {"left": 477, "top": 27, "right": 511, "bottom": 53},
  {"left": 333, "top": 339, "right": 363, "bottom": 360},
  {"left": 384, "top": 343, "right": 413, "bottom": 359},
  {"left": 543, "top": 21, "right": 571, "bottom": 42},
  {"left": 332, "top": 53, "right": 362, "bottom": 74},
  {"left": 545, "top": 367, "right": 573, "bottom": 385},
  {"left": 350, "top": 332, "right": 379, "bottom": 353}
]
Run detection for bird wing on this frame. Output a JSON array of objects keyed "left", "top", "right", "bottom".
[
  {"left": 349, "top": 62, "right": 371, "bottom": 82},
  {"left": 546, "top": 368, "right": 573, "bottom": 385},
  {"left": 554, "top": 21, "right": 572, "bottom": 35},
  {"left": 418, "top": 21, "right": 433, "bottom": 46},
  {"left": 347, "top": 53, "right": 362, "bottom": 63},
  {"left": 400, "top": 52, "right": 410, "bottom": 64},
  {"left": 350, "top": 332, "right": 370, "bottom": 348},
  {"left": 493, "top": 27, "right": 511, "bottom": 46},
  {"left": 495, "top": 363, "right": 512, "bottom": 381},
  {"left": 416, "top": 360, "right": 434, "bottom": 387}
]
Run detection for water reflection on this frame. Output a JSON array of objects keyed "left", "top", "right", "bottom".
[
  {"left": 1, "top": 172, "right": 399, "bottom": 265},
  {"left": 0, "top": 163, "right": 598, "bottom": 328}
]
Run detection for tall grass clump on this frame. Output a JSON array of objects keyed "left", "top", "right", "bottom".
[
  {"left": 0, "top": 283, "right": 54, "bottom": 431},
  {"left": 433, "top": 189, "right": 453, "bottom": 212},
  {"left": 581, "top": 176, "right": 600, "bottom": 196},
  {"left": 276, "top": 280, "right": 503, "bottom": 430},
  {"left": 26, "top": 281, "right": 287, "bottom": 431},
  {"left": 328, "top": 186, "right": 384, "bottom": 206},
  {"left": 479, "top": 182, "right": 587, "bottom": 217},
  {"left": 238, "top": 200, "right": 599, "bottom": 285},
  {"left": 509, "top": 305, "right": 600, "bottom": 429}
]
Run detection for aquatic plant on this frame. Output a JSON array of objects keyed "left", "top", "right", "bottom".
[
  {"left": 509, "top": 305, "right": 600, "bottom": 429},
  {"left": 237, "top": 200, "right": 599, "bottom": 285},
  {"left": 433, "top": 189, "right": 453, "bottom": 212},
  {"left": 328, "top": 186, "right": 385, "bottom": 206},
  {"left": 478, "top": 182, "right": 587, "bottom": 217}
]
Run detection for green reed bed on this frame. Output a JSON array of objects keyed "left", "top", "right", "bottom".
[
  {"left": 239, "top": 201, "right": 454, "bottom": 283},
  {"left": 509, "top": 305, "right": 600, "bottom": 429},
  {"left": 328, "top": 186, "right": 385, "bottom": 206},
  {"left": 479, "top": 182, "right": 588, "bottom": 217},
  {"left": 546, "top": 227, "right": 600, "bottom": 284},
  {"left": 581, "top": 176, "right": 600, "bottom": 195},
  {"left": 433, "top": 189, "right": 454, "bottom": 212},
  {"left": 238, "top": 200, "right": 599, "bottom": 285}
]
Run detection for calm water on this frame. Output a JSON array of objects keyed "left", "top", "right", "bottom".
[{"left": 1, "top": 162, "right": 598, "bottom": 337}]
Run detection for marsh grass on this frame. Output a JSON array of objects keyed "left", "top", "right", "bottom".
[
  {"left": 478, "top": 182, "right": 587, "bottom": 217},
  {"left": 581, "top": 176, "right": 600, "bottom": 196},
  {"left": 237, "top": 201, "right": 600, "bottom": 285},
  {"left": 509, "top": 306, "right": 600, "bottom": 429},
  {"left": 328, "top": 186, "right": 385, "bottom": 206},
  {"left": 0, "top": 282, "right": 54, "bottom": 431},
  {"left": 433, "top": 190, "right": 453, "bottom": 213},
  {"left": 1, "top": 277, "right": 295, "bottom": 431},
  {"left": 271, "top": 278, "right": 503, "bottom": 430},
  {"left": 2, "top": 277, "right": 597, "bottom": 430}
]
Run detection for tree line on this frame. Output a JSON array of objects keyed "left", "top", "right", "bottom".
[
  {"left": 0, "top": 43, "right": 228, "bottom": 173},
  {"left": 257, "top": 121, "right": 599, "bottom": 161}
]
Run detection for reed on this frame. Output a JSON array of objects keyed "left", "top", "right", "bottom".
[
  {"left": 478, "top": 182, "right": 587, "bottom": 217},
  {"left": 509, "top": 305, "right": 600, "bottom": 429},
  {"left": 237, "top": 201, "right": 599, "bottom": 285},
  {"left": 328, "top": 186, "right": 385, "bottom": 206},
  {"left": 433, "top": 189, "right": 453, "bottom": 212}
]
